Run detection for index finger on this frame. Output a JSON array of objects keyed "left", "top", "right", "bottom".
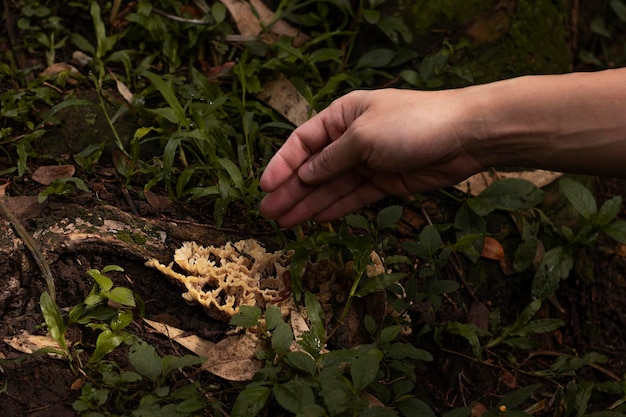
[{"left": 259, "top": 99, "right": 352, "bottom": 192}]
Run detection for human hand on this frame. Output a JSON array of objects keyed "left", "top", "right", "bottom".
[{"left": 259, "top": 88, "right": 485, "bottom": 227}]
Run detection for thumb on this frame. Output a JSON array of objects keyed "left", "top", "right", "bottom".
[{"left": 297, "top": 132, "right": 363, "bottom": 184}]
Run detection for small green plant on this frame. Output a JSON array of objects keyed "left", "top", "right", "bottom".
[{"left": 230, "top": 296, "right": 433, "bottom": 417}]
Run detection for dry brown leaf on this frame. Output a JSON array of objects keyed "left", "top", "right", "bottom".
[
  {"left": 3, "top": 330, "right": 63, "bottom": 358},
  {"left": 40, "top": 62, "right": 80, "bottom": 78},
  {"left": 466, "top": 301, "right": 490, "bottom": 330},
  {"left": 471, "top": 402, "right": 489, "bottom": 417},
  {"left": 32, "top": 165, "right": 75, "bottom": 185},
  {"left": 108, "top": 70, "right": 134, "bottom": 103},
  {"left": 455, "top": 169, "right": 562, "bottom": 196},
  {"left": 499, "top": 369, "right": 517, "bottom": 389},
  {"left": 481, "top": 236, "right": 505, "bottom": 261},
  {"left": 144, "top": 189, "right": 170, "bottom": 210},
  {"left": 143, "top": 318, "right": 215, "bottom": 357},
  {"left": 201, "top": 333, "right": 264, "bottom": 381},
  {"left": 0, "top": 196, "right": 47, "bottom": 221},
  {"left": 72, "top": 50, "right": 93, "bottom": 67},
  {"left": 257, "top": 74, "right": 314, "bottom": 126},
  {"left": 220, "top": 0, "right": 309, "bottom": 46}
]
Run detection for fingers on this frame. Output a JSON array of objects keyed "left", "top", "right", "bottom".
[
  {"left": 260, "top": 93, "right": 363, "bottom": 192},
  {"left": 260, "top": 168, "right": 387, "bottom": 228}
]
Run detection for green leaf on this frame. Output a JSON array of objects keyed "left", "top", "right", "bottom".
[
  {"left": 356, "top": 48, "right": 396, "bottom": 69},
  {"left": 87, "top": 269, "right": 113, "bottom": 292},
  {"left": 603, "top": 220, "right": 626, "bottom": 243},
  {"left": 471, "top": 178, "right": 544, "bottom": 215},
  {"left": 273, "top": 380, "right": 316, "bottom": 414},
  {"left": 376, "top": 205, "right": 403, "bottom": 231},
  {"left": 443, "top": 407, "right": 472, "bottom": 417},
  {"left": 379, "top": 325, "right": 401, "bottom": 344},
  {"left": 396, "top": 398, "right": 436, "bottom": 417},
  {"left": 271, "top": 322, "right": 294, "bottom": 354},
  {"left": 351, "top": 349, "right": 383, "bottom": 391},
  {"left": 232, "top": 385, "right": 271, "bottom": 417},
  {"left": 40, "top": 292, "right": 67, "bottom": 352},
  {"left": 531, "top": 246, "right": 574, "bottom": 299},
  {"left": 510, "top": 318, "right": 564, "bottom": 337},
  {"left": 229, "top": 305, "right": 261, "bottom": 328},
  {"left": 102, "top": 265, "right": 124, "bottom": 274},
  {"left": 513, "top": 238, "right": 538, "bottom": 272},
  {"left": 264, "top": 304, "right": 283, "bottom": 331},
  {"left": 360, "top": 406, "right": 400, "bottom": 417},
  {"left": 355, "top": 272, "right": 405, "bottom": 297},
  {"left": 218, "top": 158, "right": 244, "bottom": 190},
  {"left": 445, "top": 322, "right": 489, "bottom": 359},
  {"left": 597, "top": 196, "right": 622, "bottom": 225},
  {"left": 285, "top": 351, "right": 317, "bottom": 376},
  {"left": 498, "top": 383, "right": 542, "bottom": 409},
  {"left": 128, "top": 339, "right": 163, "bottom": 382},
  {"left": 420, "top": 225, "right": 442, "bottom": 255},
  {"left": 110, "top": 310, "right": 134, "bottom": 331},
  {"left": 106, "top": 287, "right": 136, "bottom": 307},
  {"left": 91, "top": 329, "right": 129, "bottom": 363},
  {"left": 141, "top": 71, "right": 189, "bottom": 128},
  {"left": 559, "top": 177, "right": 597, "bottom": 219},
  {"left": 345, "top": 214, "right": 371, "bottom": 231},
  {"left": 611, "top": 0, "right": 626, "bottom": 22}
]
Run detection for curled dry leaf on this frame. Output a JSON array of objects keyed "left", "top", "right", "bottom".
[
  {"left": 108, "top": 69, "right": 134, "bottom": 103},
  {"left": 32, "top": 165, "right": 75, "bottom": 185},
  {"left": 480, "top": 236, "right": 505, "bottom": 261},
  {"left": 143, "top": 318, "right": 215, "bottom": 357},
  {"left": 3, "top": 330, "right": 63, "bottom": 358},
  {"left": 40, "top": 62, "right": 80, "bottom": 78},
  {"left": 1, "top": 196, "right": 46, "bottom": 221},
  {"left": 201, "top": 332, "right": 264, "bottom": 381}
]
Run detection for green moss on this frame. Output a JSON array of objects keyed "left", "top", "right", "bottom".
[
  {"left": 116, "top": 231, "right": 147, "bottom": 245},
  {"left": 386, "top": 0, "right": 570, "bottom": 85}
]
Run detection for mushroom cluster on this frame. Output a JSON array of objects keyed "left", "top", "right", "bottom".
[{"left": 146, "top": 239, "right": 291, "bottom": 322}]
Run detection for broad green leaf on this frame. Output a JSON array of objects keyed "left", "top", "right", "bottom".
[
  {"left": 597, "top": 196, "right": 622, "bottom": 225},
  {"left": 376, "top": 205, "right": 403, "bottom": 231},
  {"left": 264, "top": 305, "right": 283, "bottom": 331},
  {"left": 229, "top": 305, "right": 261, "bottom": 328},
  {"left": 345, "top": 214, "right": 371, "bottom": 231},
  {"left": 498, "top": 383, "right": 542, "bottom": 409},
  {"left": 446, "top": 322, "right": 490, "bottom": 359},
  {"left": 285, "top": 351, "right": 317, "bottom": 376},
  {"left": 273, "top": 380, "right": 316, "bottom": 414},
  {"left": 110, "top": 310, "right": 134, "bottom": 331},
  {"left": 162, "top": 354, "right": 205, "bottom": 376},
  {"left": 271, "top": 322, "right": 294, "bottom": 355},
  {"left": 603, "top": 220, "right": 626, "bottom": 243},
  {"left": 559, "top": 177, "right": 597, "bottom": 219},
  {"left": 379, "top": 325, "right": 401, "bottom": 344},
  {"left": 91, "top": 330, "right": 129, "bottom": 363},
  {"left": 351, "top": 349, "right": 383, "bottom": 391},
  {"left": 420, "top": 225, "right": 442, "bottom": 255},
  {"left": 319, "top": 377, "right": 352, "bottom": 416},
  {"left": 128, "top": 339, "right": 163, "bottom": 382},
  {"left": 40, "top": 292, "right": 67, "bottom": 351},
  {"left": 531, "top": 246, "right": 573, "bottom": 299},
  {"left": 443, "top": 407, "right": 472, "bottom": 417},
  {"left": 87, "top": 269, "right": 113, "bottom": 292},
  {"left": 395, "top": 398, "right": 436, "bottom": 417},
  {"left": 471, "top": 178, "right": 543, "bottom": 215},
  {"left": 356, "top": 48, "right": 396, "bottom": 69},
  {"left": 176, "top": 398, "right": 205, "bottom": 413},
  {"left": 232, "top": 385, "right": 271, "bottom": 417},
  {"left": 514, "top": 238, "right": 538, "bottom": 272},
  {"left": 107, "top": 287, "right": 136, "bottom": 307}
]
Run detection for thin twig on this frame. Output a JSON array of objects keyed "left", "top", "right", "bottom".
[
  {"left": 152, "top": 7, "right": 212, "bottom": 25},
  {"left": 0, "top": 198, "right": 56, "bottom": 300}
]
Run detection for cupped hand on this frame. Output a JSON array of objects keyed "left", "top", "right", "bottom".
[{"left": 259, "top": 88, "right": 485, "bottom": 227}]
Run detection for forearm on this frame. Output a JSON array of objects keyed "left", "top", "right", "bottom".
[{"left": 464, "top": 68, "right": 626, "bottom": 177}]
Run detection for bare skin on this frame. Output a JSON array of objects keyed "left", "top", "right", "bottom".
[{"left": 260, "top": 68, "right": 626, "bottom": 228}]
